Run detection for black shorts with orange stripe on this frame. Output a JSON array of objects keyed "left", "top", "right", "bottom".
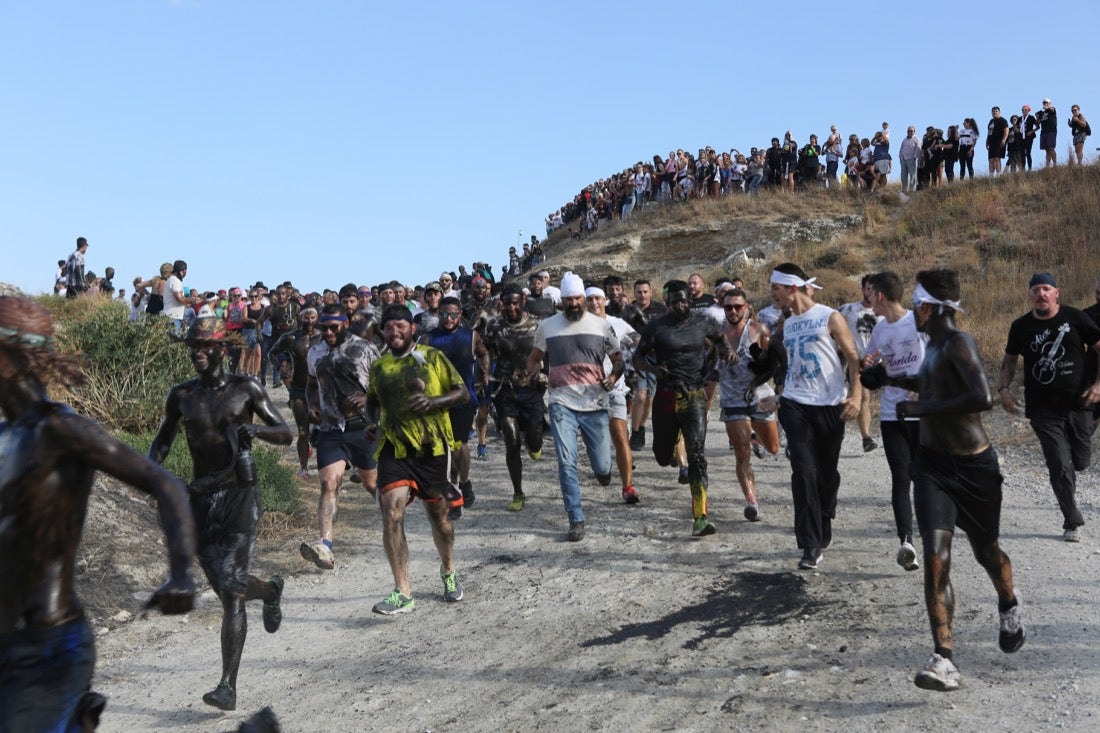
[{"left": 377, "top": 441, "right": 461, "bottom": 504}]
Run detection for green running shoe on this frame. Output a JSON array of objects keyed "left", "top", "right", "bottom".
[
  {"left": 507, "top": 493, "right": 526, "bottom": 512},
  {"left": 691, "top": 516, "right": 716, "bottom": 537},
  {"left": 372, "top": 589, "right": 415, "bottom": 615},
  {"left": 441, "top": 568, "right": 464, "bottom": 602}
]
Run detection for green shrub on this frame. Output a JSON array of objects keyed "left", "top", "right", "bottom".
[
  {"left": 37, "top": 296, "right": 191, "bottom": 433},
  {"left": 117, "top": 432, "right": 298, "bottom": 514}
]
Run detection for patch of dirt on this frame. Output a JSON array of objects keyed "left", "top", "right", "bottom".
[{"left": 86, "top": 414, "right": 1099, "bottom": 732}]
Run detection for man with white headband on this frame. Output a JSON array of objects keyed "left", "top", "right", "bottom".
[
  {"left": 882, "top": 269, "right": 1023, "bottom": 692},
  {"left": 769, "top": 263, "right": 862, "bottom": 570},
  {"left": 999, "top": 272, "right": 1100, "bottom": 543},
  {"left": 527, "top": 272, "right": 624, "bottom": 542}
]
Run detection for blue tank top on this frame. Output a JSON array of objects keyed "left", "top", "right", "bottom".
[{"left": 426, "top": 326, "right": 476, "bottom": 398}]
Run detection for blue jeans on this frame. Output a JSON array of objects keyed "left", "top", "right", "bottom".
[{"left": 548, "top": 403, "right": 612, "bottom": 523}]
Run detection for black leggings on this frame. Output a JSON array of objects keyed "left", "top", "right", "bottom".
[
  {"left": 881, "top": 420, "right": 918, "bottom": 541},
  {"left": 957, "top": 146, "right": 975, "bottom": 179}
]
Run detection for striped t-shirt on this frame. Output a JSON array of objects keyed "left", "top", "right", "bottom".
[{"left": 533, "top": 311, "right": 620, "bottom": 412}]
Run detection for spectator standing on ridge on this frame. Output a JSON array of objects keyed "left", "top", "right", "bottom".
[
  {"left": 1037, "top": 97, "right": 1058, "bottom": 167},
  {"left": 987, "top": 107, "right": 1010, "bottom": 176},
  {"left": 898, "top": 126, "right": 922, "bottom": 193},
  {"left": 65, "top": 237, "right": 89, "bottom": 298},
  {"left": 1020, "top": 104, "right": 1038, "bottom": 170},
  {"left": 163, "top": 260, "right": 190, "bottom": 333}
]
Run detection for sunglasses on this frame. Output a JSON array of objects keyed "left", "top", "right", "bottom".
[
  {"left": 440, "top": 312, "right": 462, "bottom": 320},
  {"left": 724, "top": 303, "right": 747, "bottom": 311},
  {"left": 319, "top": 323, "right": 343, "bottom": 332}
]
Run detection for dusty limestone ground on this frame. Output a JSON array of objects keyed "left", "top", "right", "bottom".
[{"left": 83, "top": 409, "right": 1099, "bottom": 733}]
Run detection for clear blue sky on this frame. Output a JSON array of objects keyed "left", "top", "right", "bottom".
[{"left": 2, "top": 1, "right": 1096, "bottom": 296}]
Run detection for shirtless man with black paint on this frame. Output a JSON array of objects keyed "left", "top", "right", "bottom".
[
  {"left": 150, "top": 316, "right": 293, "bottom": 712},
  {"left": 870, "top": 270, "right": 1024, "bottom": 692}
]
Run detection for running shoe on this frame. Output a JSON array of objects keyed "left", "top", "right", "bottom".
[
  {"left": 475, "top": 444, "right": 489, "bottom": 461},
  {"left": 862, "top": 436, "right": 878, "bottom": 452},
  {"left": 373, "top": 589, "right": 415, "bottom": 615},
  {"left": 678, "top": 466, "right": 690, "bottom": 484},
  {"left": 798, "top": 548, "right": 823, "bottom": 570},
  {"left": 744, "top": 502, "right": 760, "bottom": 522},
  {"left": 622, "top": 486, "right": 640, "bottom": 505},
  {"left": 297, "top": 469, "right": 310, "bottom": 479},
  {"left": 1063, "top": 527, "right": 1081, "bottom": 542},
  {"left": 262, "top": 576, "right": 283, "bottom": 633},
  {"left": 691, "top": 516, "right": 716, "bottom": 537},
  {"left": 914, "top": 653, "right": 960, "bottom": 692},
  {"left": 896, "top": 541, "right": 920, "bottom": 571},
  {"left": 440, "top": 568, "right": 464, "bottom": 603},
  {"left": 595, "top": 472, "right": 612, "bottom": 487},
  {"left": 460, "top": 480, "right": 475, "bottom": 508},
  {"left": 998, "top": 596, "right": 1025, "bottom": 653},
  {"left": 567, "top": 521, "right": 586, "bottom": 542},
  {"left": 448, "top": 504, "right": 462, "bottom": 521},
  {"left": 507, "top": 493, "right": 526, "bottom": 512},
  {"left": 202, "top": 682, "right": 237, "bottom": 711},
  {"left": 751, "top": 439, "right": 766, "bottom": 460},
  {"left": 528, "top": 448, "right": 542, "bottom": 461},
  {"left": 629, "top": 428, "right": 645, "bottom": 450},
  {"left": 299, "top": 541, "right": 335, "bottom": 570}
]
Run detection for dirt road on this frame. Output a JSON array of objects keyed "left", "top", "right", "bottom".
[{"left": 92, "top": 415, "right": 1098, "bottom": 732}]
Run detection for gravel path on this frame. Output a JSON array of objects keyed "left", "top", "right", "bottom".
[{"left": 92, "top": 410, "right": 1099, "bottom": 732}]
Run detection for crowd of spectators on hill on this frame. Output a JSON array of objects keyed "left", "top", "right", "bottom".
[{"left": 543, "top": 100, "right": 1091, "bottom": 237}]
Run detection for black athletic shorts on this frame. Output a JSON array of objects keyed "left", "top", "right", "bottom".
[
  {"left": 449, "top": 404, "right": 476, "bottom": 443},
  {"left": 377, "top": 441, "right": 460, "bottom": 503},
  {"left": 190, "top": 481, "right": 260, "bottom": 595},
  {"left": 315, "top": 424, "right": 378, "bottom": 471},
  {"left": 913, "top": 445, "right": 1003, "bottom": 543},
  {"left": 492, "top": 382, "right": 546, "bottom": 429}
]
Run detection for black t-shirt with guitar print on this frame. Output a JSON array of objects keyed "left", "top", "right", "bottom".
[{"left": 1006, "top": 306, "right": 1100, "bottom": 416}]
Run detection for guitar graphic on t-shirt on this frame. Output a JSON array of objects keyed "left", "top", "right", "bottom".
[{"left": 1034, "top": 322, "right": 1071, "bottom": 384}]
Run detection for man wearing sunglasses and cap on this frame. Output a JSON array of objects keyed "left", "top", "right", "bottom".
[{"left": 300, "top": 304, "right": 382, "bottom": 570}]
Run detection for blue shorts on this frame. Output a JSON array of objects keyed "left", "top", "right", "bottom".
[
  {"left": 634, "top": 369, "right": 657, "bottom": 396},
  {"left": 315, "top": 423, "right": 378, "bottom": 471},
  {"left": 720, "top": 404, "right": 776, "bottom": 423},
  {"left": 0, "top": 619, "right": 95, "bottom": 732},
  {"left": 241, "top": 329, "right": 259, "bottom": 348}
]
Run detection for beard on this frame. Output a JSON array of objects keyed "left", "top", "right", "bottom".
[{"left": 563, "top": 304, "right": 585, "bottom": 322}]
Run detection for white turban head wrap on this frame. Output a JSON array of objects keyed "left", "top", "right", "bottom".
[
  {"left": 560, "top": 271, "right": 585, "bottom": 298},
  {"left": 584, "top": 286, "right": 606, "bottom": 299}
]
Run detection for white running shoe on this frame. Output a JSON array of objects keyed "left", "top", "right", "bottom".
[
  {"left": 914, "top": 653, "right": 960, "bottom": 692},
  {"left": 998, "top": 596, "right": 1025, "bottom": 653},
  {"left": 896, "top": 541, "right": 920, "bottom": 571}
]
